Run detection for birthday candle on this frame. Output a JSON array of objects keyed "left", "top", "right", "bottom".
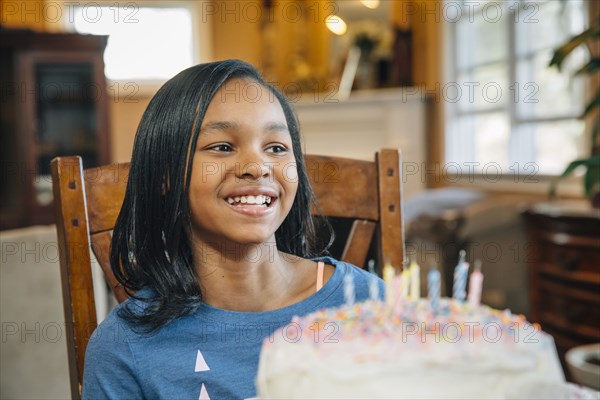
[
  {"left": 400, "top": 268, "right": 411, "bottom": 298},
  {"left": 409, "top": 259, "right": 420, "bottom": 301},
  {"left": 427, "top": 265, "right": 441, "bottom": 314},
  {"left": 468, "top": 260, "right": 484, "bottom": 307},
  {"left": 368, "top": 276, "right": 380, "bottom": 301},
  {"left": 392, "top": 274, "right": 404, "bottom": 314},
  {"left": 453, "top": 250, "right": 469, "bottom": 301},
  {"left": 343, "top": 273, "right": 355, "bottom": 306},
  {"left": 383, "top": 263, "right": 395, "bottom": 284},
  {"left": 382, "top": 263, "right": 395, "bottom": 307}
]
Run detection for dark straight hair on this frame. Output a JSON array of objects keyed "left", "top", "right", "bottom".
[{"left": 110, "top": 60, "right": 331, "bottom": 331}]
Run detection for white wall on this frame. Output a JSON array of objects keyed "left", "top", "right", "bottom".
[{"left": 294, "top": 87, "right": 430, "bottom": 198}]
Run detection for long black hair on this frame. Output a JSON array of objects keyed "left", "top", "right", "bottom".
[{"left": 110, "top": 60, "right": 331, "bottom": 331}]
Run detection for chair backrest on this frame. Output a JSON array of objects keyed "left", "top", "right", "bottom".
[{"left": 50, "top": 148, "right": 404, "bottom": 399}]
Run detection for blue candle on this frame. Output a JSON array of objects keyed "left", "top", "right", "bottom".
[
  {"left": 368, "top": 276, "right": 379, "bottom": 301},
  {"left": 453, "top": 250, "right": 469, "bottom": 302},
  {"left": 344, "top": 273, "right": 355, "bottom": 306},
  {"left": 428, "top": 266, "right": 441, "bottom": 314}
]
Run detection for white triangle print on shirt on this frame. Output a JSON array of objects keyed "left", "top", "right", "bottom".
[
  {"left": 195, "top": 350, "right": 210, "bottom": 372},
  {"left": 198, "top": 383, "right": 210, "bottom": 400}
]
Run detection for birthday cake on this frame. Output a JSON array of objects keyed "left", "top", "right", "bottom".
[{"left": 256, "top": 297, "right": 566, "bottom": 399}]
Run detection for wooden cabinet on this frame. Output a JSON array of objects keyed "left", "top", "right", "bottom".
[
  {"left": 0, "top": 29, "right": 110, "bottom": 230},
  {"left": 522, "top": 203, "right": 600, "bottom": 378}
]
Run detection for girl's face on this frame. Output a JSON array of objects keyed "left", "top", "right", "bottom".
[{"left": 187, "top": 79, "right": 298, "bottom": 249}]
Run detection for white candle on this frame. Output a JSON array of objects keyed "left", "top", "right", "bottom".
[{"left": 409, "top": 259, "right": 420, "bottom": 301}]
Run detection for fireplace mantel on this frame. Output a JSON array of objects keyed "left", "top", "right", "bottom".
[{"left": 294, "top": 87, "right": 431, "bottom": 197}]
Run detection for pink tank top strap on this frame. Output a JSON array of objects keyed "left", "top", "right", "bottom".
[{"left": 315, "top": 261, "right": 325, "bottom": 292}]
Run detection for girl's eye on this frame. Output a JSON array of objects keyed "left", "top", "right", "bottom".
[
  {"left": 266, "top": 144, "right": 287, "bottom": 153},
  {"left": 209, "top": 144, "right": 233, "bottom": 152}
]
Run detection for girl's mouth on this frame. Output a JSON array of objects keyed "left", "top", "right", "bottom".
[{"left": 225, "top": 195, "right": 274, "bottom": 208}]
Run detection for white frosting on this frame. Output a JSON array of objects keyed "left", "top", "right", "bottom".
[{"left": 257, "top": 299, "right": 565, "bottom": 399}]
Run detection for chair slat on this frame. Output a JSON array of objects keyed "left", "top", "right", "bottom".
[
  {"left": 377, "top": 149, "right": 404, "bottom": 270},
  {"left": 305, "top": 155, "right": 378, "bottom": 220},
  {"left": 341, "top": 220, "right": 377, "bottom": 267},
  {"left": 84, "top": 163, "right": 130, "bottom": 234},
  {"left": 50, "top": 156, "right": 97, "bottom": 399},
  {"left": 90, "top": 231, "right": 129, "bottom": 303}
]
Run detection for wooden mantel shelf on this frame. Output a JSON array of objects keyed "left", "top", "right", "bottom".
[{"left": 294, "top": 88, "right": 431, "bottom": 198}]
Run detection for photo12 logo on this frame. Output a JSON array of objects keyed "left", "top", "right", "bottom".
[{"left": 1, "top": 1, "right": 141, "bottom": 24}]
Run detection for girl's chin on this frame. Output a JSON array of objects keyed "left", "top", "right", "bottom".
[
  {"left": 210, "top": 232, "right": 279, "bottom": 248},
  {"left": 230, "top": 235, "right": 278, "bottom": 247}
]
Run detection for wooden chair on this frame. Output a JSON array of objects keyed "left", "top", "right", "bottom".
[{"left": 50, "top": 149, "right": 404, "bottom": 399}]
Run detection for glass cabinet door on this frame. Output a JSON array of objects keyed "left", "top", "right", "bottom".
[
  {"left": 0, "top": 32, "right": 109, "bottom": 230},
  {"left": 35, "top": 62, "right": 101, "bottom": 206}
]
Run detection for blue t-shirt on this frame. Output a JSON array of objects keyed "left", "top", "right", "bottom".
[{"left": 82, "top": 257, "right": 384, "bottom": 399}]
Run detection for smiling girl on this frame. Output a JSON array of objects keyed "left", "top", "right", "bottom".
[{"left": 82, "top": 60, "right": 384, "bottom": 399}]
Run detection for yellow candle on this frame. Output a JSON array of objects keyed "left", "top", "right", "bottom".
[
  {"left": 383, "top": 263, "right": 395, "bottom": 307},
  {"left": 383, "top": 263, "right": 395, "bottom": 284},
  {"left": 400, "top": 269, "right": 411, "bottom": 298}
]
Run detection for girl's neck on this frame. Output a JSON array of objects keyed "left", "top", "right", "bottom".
[{"left": 192, "top": 240, "right": 314, "bottom": 312}]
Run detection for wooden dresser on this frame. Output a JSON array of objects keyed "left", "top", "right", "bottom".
[{"left": 522, "top": 203, "right": 600, "bottom": 378}]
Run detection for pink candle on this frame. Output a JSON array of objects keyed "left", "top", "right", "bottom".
[
  {"left": 468, "top": 260, "right": 484, "bottom": 307},
  {"left": 400, "top": 269, "right": 410, "bottom": 299},
  {"left": 392, "top": 274, "right": 404, "bottom": 314}
]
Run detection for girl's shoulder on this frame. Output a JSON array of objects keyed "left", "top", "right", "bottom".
[
  {"left": 91, "top": 287, "right": 156, "bottom": 340},
  {"left": 313, "top": 256, "right": 384, "bottom": 288},
  {"left": 314, "top": 256, "right": 380, "bottom": 277},
  {"left": 309, "top": 256, "right": 385, "bottom": 306}
]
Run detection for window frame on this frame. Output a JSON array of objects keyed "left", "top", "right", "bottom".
[
  {"left": 443, "top": 0, "right": 590, "bottom": 196},
  {"left": 63, "top": 0, "right": 212, "bottom": 98}
]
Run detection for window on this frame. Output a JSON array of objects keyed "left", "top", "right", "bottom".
[
  {"left": 445, "top": 0, "right": 588, "bottom": 178},
  {"left": 66, "top": 1, "right": 203, "bottom": 84}
]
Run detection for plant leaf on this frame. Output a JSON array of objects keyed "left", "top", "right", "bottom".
[
  {"left": 575, "top": 57, "right": 600, "bottom": 75},
  {"left": 583, "top": 155, "right": 600, "bottom": 195},
  {"left": 549, "top": 158, "right": 590, "bottom": 198},
  {"left": 549, "top": 24, "right": 600, "bottom": 71}
]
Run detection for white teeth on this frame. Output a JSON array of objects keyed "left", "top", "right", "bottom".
[{"left": 225, "top": 195, "right": 273, "bottom": 206}]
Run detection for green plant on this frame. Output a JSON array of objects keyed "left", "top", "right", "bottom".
[{"left": 548, "top": 21, "right": 600, "bottom": 205}]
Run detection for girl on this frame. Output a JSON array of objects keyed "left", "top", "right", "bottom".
[{"left": 83, "top": 60, "right": 384, "bottom": 399}]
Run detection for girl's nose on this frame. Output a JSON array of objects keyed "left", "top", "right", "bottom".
[{"left": 237, "top": 154, "right": 271, "bottom": 180}]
